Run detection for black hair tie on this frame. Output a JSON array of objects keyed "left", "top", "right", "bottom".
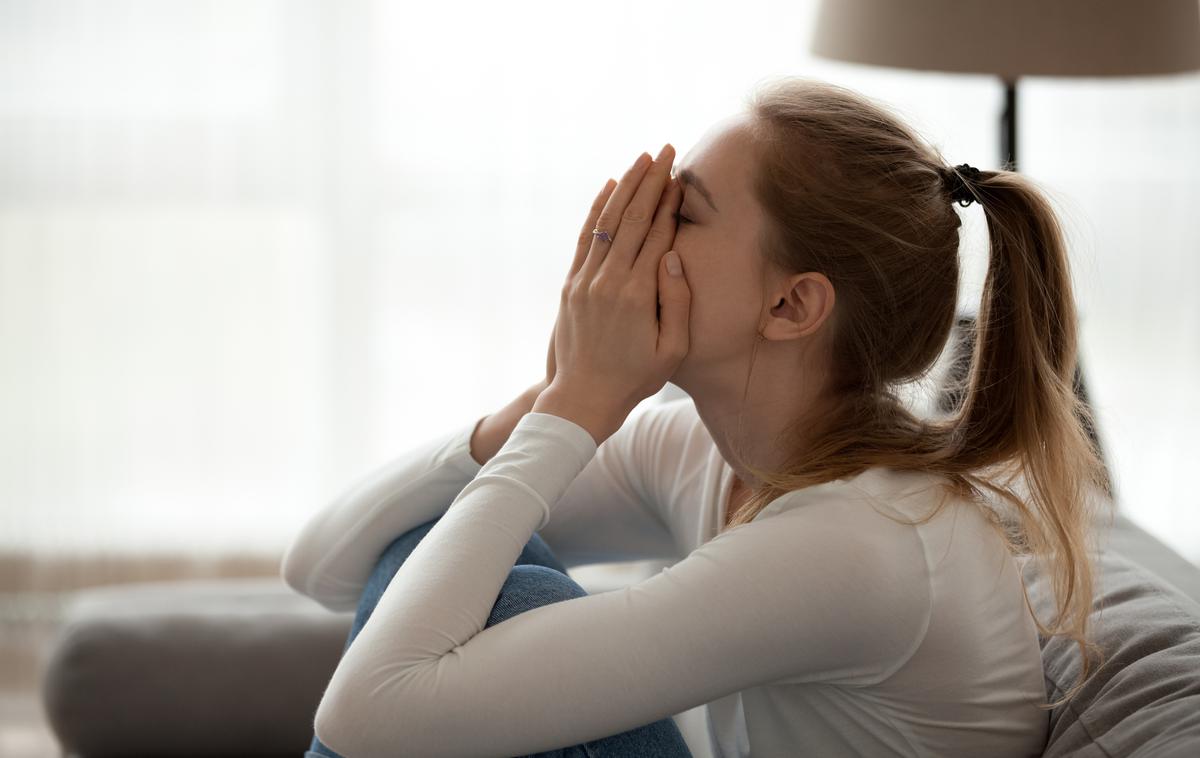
[{"left": 942, "top": 163, "right": 983, "bottom": 207}]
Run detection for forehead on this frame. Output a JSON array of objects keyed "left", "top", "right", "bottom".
[{"left": 674, "top": 113, "right": 756, "bottom": 204}]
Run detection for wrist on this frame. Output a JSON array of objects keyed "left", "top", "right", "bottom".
[
  {"left": 530, "top": 383, "right": 625, "bottom": 447},
  {"left": 468, "top": 381, "right": 549, "bottom": 466}
]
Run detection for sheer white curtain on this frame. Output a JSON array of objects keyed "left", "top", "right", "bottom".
[{"left": 1, "top": 0, "right": 1197, "bottom": 563}]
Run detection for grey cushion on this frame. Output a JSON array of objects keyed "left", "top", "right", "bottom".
[
  {"left": 1022, "top": 548, "right": 1200, "bottom": 757},
  {"left": 1098, "top": 513, "right": 1200, "bottom": 604}
]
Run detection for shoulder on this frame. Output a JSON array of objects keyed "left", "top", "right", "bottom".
[
  {"left": 697, "top": 481, "right": 934, "bottom": 685},
  {"left": 745, "top": 468, "right": 942, "bottom": 596},
  {"left": 755, "top": 467, "right": 953, "bottom": 527}
]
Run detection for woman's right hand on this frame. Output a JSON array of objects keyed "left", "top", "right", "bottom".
[{"left": 544, "top": 176, "right": 619, "bottom": 388}]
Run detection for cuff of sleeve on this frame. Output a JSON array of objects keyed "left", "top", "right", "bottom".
[
  {"left": 518, "top": 411, "right": 599, "bottom": 460},
  {"left": 462, "top": 410, "right": 598, "bottom": 530}
]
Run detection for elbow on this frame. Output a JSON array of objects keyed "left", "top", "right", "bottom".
[
  {"left": 313, "top": 704, "right": 350, "bottom": 757},
  {"left": 312, "top": 707, "right": 338, "bottom": 755},
  {"left": 279, "top": 537, "right": 359, "bottom": 613},
  {"left": 317, "top": 662, "right": 438, "bottom": 755},
  {"left": 315, "top": 681, "right": 409, "bottom": 757},
  {"left": 314, "top": 681, "right": 368, "bottom": 757},
  {"left": 283, "top": 566, "right": 361, "bottom": 614},
  {"left": 279, "top": 545, "right": 309, "bottom": 597}
]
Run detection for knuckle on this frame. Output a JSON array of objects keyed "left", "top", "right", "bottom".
[
  {"left": 567, "top": 276, "right": 589, "bottom": 298},
  {"left": 644, "top": 225, "right": 671, "bottom": 245},
  {"left": 622, "top": 205, "right": 650, "bottom": 224},
  {"left": 589, "top": 274, "right": 617, "bottom": 297}
]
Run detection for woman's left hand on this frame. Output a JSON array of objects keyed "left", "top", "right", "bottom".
[{"left": 533, "top": 143, "right": 690, "bottom": 445}]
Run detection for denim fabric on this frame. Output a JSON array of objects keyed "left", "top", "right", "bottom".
[{"left": 307, "top": 515, "right": 694, "bottom": 758}]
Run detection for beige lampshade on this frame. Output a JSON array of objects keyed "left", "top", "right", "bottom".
[{"left": 811, "top": 0, "right": 1200, "bottom": 80}]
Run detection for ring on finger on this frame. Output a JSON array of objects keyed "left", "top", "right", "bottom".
[{"left": 592, "top": 227, "right": 613, "bottom": 243}]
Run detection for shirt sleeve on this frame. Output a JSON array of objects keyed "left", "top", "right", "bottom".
[{"left": 313, "top": 410, "right": 933, "bottom": 758}]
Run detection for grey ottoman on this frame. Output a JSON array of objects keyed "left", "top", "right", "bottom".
[{"left": 40, "top": 577, "right": 353, "bottom": 757}]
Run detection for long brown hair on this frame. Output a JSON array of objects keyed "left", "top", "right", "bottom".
[{"left": 723, "top": 76, "right": 1113, "bottom": 709}]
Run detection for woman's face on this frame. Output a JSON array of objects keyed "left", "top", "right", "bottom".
[{"left": 668, "top": 112, "right": 771, "bottom": 385}]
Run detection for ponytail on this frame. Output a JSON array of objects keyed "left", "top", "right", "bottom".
[{"left": 948, "top": 167, "right": 1113, "bottom": 708}]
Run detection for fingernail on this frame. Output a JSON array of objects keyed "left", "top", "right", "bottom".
[
  {"left": 635, "top": 152, "right": 651, "bottom": 169},
  {"left": 656, "top": 143, "right": 673, "bottom": 160},
  {"left": 666, "top": 251, "right": 682, "bottom": 276}
]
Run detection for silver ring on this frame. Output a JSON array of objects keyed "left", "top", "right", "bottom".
[{"left": 592, "top": 228, "right": 612, "bottom": 243}]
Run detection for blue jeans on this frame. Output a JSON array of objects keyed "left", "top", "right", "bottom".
[{"left": 306, "top": 515, "right": 694, "bottom": 758}]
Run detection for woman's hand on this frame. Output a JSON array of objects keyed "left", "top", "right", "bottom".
[
  {"left": 533, "top": 144, "right": 690, "bottom": 445},
  {"left": 544, "top": 176, "right": 620, "bottom": 388}
]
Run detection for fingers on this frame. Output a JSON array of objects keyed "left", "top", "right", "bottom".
[
  {"left": 608, "top": 143, "right": 676, "bottom": 271},
  {"left": 570, "top": 178, "right": 617, "bottom": 282},
  {"left": 579, "top": 151, "right": 653, "bottom": 281},
  {"left": 635, "top": 173, "right": 683, "bottom": 279}
]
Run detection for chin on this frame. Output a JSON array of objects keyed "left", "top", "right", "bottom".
[{"left": 667, "top": 354, "right": 695, "bottom": 393}]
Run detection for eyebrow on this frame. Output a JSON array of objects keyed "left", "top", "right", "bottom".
[{"left": 675, "top": 167, "right": 719, "bottom": 213}]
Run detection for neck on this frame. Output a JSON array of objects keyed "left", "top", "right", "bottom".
[{"left": 673, "top": 341, "right": 831, "bottom": 498}]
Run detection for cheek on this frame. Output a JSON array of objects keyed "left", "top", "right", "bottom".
[
  {"left": 688, "top": 256, "right": 760, "bottom": 337},
  {"left": 681, "top": 267, "right": 732, "bottom": 331}
]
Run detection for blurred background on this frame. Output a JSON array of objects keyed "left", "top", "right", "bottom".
[{"left": 1, "top": 0, "right": 1198, "bottom": 754}]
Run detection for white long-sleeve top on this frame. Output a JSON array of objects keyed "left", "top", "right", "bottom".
[{"left": 281, "top": 397, "right": 1050, "bottom": 758}]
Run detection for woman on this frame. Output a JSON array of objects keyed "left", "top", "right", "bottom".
[{"left": 283, "top": 75, "right": 1112, "bottom": 757}]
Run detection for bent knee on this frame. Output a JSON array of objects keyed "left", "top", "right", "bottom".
[
  {"left": 505, "top": 564, "right": 587, "bottom": 601},
  {"left": 486, "top": 564, "right": 588, "bottom": 627}
]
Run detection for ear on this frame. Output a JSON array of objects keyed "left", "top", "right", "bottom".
[{"left": 762, "top": 272, "right": 835, "bottom": 340}]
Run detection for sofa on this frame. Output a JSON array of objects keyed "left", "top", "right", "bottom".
[{"left": 39, "top": 506, "right": 1200, "bottom": 757}]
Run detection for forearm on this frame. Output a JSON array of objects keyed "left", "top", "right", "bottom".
[{"left": 468, "top": 380, "right": 550, "bottom": 466}]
